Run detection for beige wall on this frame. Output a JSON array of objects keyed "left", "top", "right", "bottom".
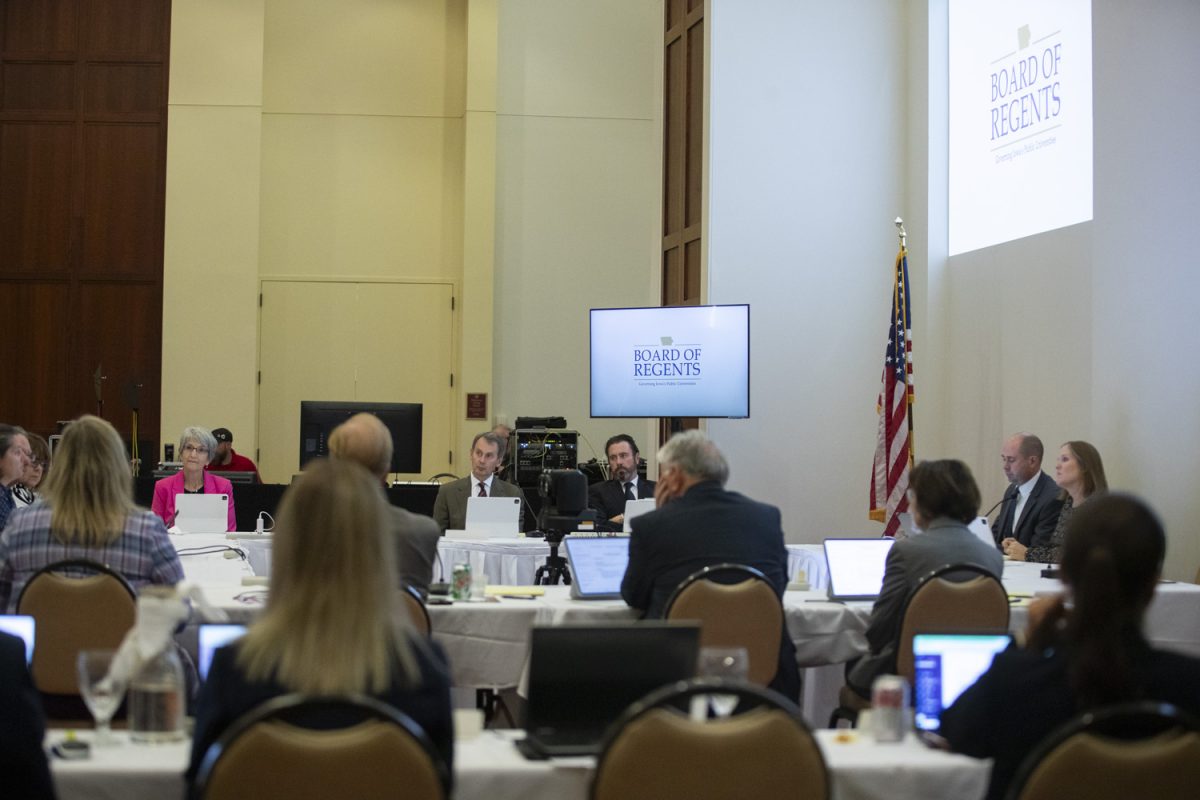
[
  {"left": 492, "top": 0, "right": 662, "bottom": 467},
  {"left": 163, "top": 0, "right": 662, "bottom": 478}
]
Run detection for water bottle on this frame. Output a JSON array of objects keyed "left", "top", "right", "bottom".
[{"left": 129, "top": 645, "right": 186, "bottom": 743}]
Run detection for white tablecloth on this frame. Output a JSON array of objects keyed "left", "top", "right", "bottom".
[
  {"left": 50, "top": 728, "right": 988, "bottom": 800},
  {"left": 438, "top": 538, "right": 551, "bottom": 586}
]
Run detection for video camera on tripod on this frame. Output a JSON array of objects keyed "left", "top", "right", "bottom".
[{"left": 534, "top": 469, "right": 598, "bottom": 585}]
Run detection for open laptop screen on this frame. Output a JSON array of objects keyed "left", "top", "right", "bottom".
[
  {"left": 913, "top": 632, "right": 1012, "bottom": 732},
  {"left": 823, "top": 537, "right": 896, "bottom": 600},
  {"left": 0, "top": 615, "right": 35, "bottom": 665},
  {"left": 564, "top": 536, "right": 629, "bottom": 599},
  {"left": 198, "top": 623, "right": 248, "bottom": 681}
]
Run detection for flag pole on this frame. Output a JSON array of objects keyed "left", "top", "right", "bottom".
[
  {"left": 894, "top": 216, "right": 906, "bottom": 250},
  {"left": 893, "top": 217, "right": 914, "bottom": 463}
]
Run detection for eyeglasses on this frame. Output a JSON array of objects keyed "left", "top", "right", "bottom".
[
  {"left": 13, "top": 448, "right": 33, "bottom": 460},
  {"left": 182, "top": 444, "right": 210, "bottom": 455}
]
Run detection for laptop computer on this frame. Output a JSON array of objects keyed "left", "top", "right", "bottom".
[
  {"left": 520, "top": 622, "right": 700, "bottom": 758},
  {"left": 912, "top": 632, "right": 1012, "bottom": 733},
  {"left": 622, "top": 498, "right": 657, "bottom": 532},
  {"left": 197, "top": 623, "right": 248, "bottom": 681},
  {"left": 173, "top": 493, "right": 230, "bottom": 533},
  {"left": 461, "top": 496, "right": 522, "bottom": 537},
  {"left": 823, "top": 537, "right": 896, "bottom": 601},
  {"left": 0, "top": 615, "right": 35, "bottom": 665},
  {"left": 563, "top": 536, "right": 630, "bottom": 600}
]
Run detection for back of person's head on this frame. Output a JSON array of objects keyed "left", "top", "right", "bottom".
[
  {"left": 656, "top": 430, "right": 729, "bottom": 486},
  {"left": 1058, "top": 493, "right": 1164, "bottom": 707},
  {"left": 327, "top": 413, "right": 393, "bottom": 480},
  {"left": 1064, "top": 440, "right": 1108, "bottom": 497},
  {"left": 908, "top": 459, "right": 981, "bottom": 524},
  {"left": 238, "top": 458, "right": 417, "bottom": 695},
  {"left": 41, "top": 416, "right": 134, "bottom": 546}
]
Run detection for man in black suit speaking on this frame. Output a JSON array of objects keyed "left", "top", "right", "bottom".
[
  {"left": 620, "top": 430, "right": 799, "bottom": 701},
  {"left": 992, "top": 433, "right": 1063, "bottom": 549},
  {"left": 588, "top": 434, "right": 655, "bottom": 528}
]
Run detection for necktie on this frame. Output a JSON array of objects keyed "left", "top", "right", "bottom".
[
  {"left": 478, "top": 482, "right": 487, "bottom": 497},
  {"left": 624, "top": 482, "right": 635, "bottom": 501}
]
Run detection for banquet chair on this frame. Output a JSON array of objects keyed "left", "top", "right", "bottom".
[
  {"left": 831, "top": 562, "right": 1008, "bottom": 726},
  {"left": 195, "top": 694, "right": 448, "bottom": 800},
  {"left": 400, "top": 584, "right": 432, "bottom": 636},
  {"left": 1008, "top": 702, "right": 1200, "bottom": 800},
  {"left": 16, "top": 559, "right": 137, "bottom": 716},
  {"left": 664, "top": 563, "right": 783, "bottom": 686},
  {"left": 591, "top": 678, "right": 829, "bottom": 800}
]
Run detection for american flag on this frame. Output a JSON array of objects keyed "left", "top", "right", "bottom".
[{"left": 870, "top": 245, "right": 914, "bottom": 537}]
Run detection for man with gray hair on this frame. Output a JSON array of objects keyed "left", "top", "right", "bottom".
[
  {"left": 620, "top": 429, "right": 800, "bottom": 701},
  {"left": 432, "top": 431, "right": 523, "bottom": 533},
  {"left": 328, "top": 413, "right": 441, "bottom": 597}
]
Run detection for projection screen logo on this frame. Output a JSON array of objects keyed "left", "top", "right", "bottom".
[
  {"left": 632, "top": 336, "right": 702, "bottom": 386},
  {"left": 990, "top": 24, "right": 1066, "bottom": 161}
]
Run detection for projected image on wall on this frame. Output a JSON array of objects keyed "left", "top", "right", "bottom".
[{"left": 948, "top": 0, "right": 1092, "bottom": 256}]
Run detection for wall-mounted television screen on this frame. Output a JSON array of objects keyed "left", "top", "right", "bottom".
[
  {"left": 299, "top": 401, "right": 422, "bottom": 473},
  {"left": 590, "top": 304, "right": 750, "bottom": 418}
]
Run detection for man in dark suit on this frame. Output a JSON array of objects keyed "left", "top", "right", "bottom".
[
  {"left": 328, "top": 413, "right": 442, "bottom": 596},
  {"left": 588, "top": 434, "right": 656, "bottom": 529},
  {"left": 0, "top": 631, "right": 54, "bottom": 799},
  {"left": 433, "top": 431, "right": 523, "bottom": 532},
  {"left": 992, "top": 433, "right": 1064, "bottom": 549},
  {"left": 620, "top": 430, "right": 799, "bottom": 701}
]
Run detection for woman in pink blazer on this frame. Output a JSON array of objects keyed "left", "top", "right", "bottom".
[{"left": 152, "top": 426, "right": 237, "bottom": 531}]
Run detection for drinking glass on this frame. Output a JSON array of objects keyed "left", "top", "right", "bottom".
[
  {"left": 77, "top": 649, "right": 128, "bottom": 746},
  {"left": 697, "top": 646, "right": 749, "bottom": 717}
]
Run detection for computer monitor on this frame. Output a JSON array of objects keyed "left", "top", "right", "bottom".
[{"left": 298, "top": 401, "right": 422, "bottom": 474}]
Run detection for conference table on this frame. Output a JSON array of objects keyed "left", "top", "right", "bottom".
[
  {"left": 50, "top": 727, "right": 990, "bottom": 800},
  {"left": 175, "top": 534, "right": 1200, "bottom": 726}
]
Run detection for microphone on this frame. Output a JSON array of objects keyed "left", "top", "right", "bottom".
[{"left": 983, "top": 483, "right": 1018, "bottom": 519}]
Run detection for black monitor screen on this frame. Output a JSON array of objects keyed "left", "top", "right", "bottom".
[{"left": 299, "top": 401, "right": 422, "bottom": 474}]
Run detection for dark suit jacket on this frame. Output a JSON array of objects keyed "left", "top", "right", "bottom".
[
  {"left": 388, "top": 502, "right": 442, "bottom": 597},
  {"left": 588, "top": 477, "right": 656, "bottom": 522},
  {"left": 990, "top": 472, "right": 1064, "bottom": 548},
  {"left": 620, "top": 480, "right": 800, "bottom": 701},
  {"left": 431, "top": 476, "right": 524, "bottom": 533},
  {"left": 848, "top": 519, "right": 1004, "bottom": 693},
  {"left": 0, "top": 632, "right": 54, "bottom": 800},
  {"left": 186, "top": 637, "right": 454, "bottom": 795}
]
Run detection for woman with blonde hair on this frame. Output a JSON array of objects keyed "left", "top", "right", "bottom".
[
  {"left": 0, "top": 415, "right": 183, "bottom": 612},
  {"left": 1004, "top": 440, "right": 1107, "bottom": 564},
  {"left": 186, "top": 458, "right": 453, "bottom": 790}
]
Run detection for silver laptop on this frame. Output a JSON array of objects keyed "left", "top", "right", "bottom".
[
  {"left": 622, "top": 498, "right": 657, "bottom": 532},
  {"left": 823, "top": 537, "right": 896, "bottom": 601},
  {"left": 464, "top": 496, "right": 521, "bottom": 537},
  {"left": 564, "top": 536, "right": 629, "bottom": 600},
  {"left": 912, "top": 632, "right": 1012, "bottom": 733},
  {"left": 173, "top": 493, "right": 230, "bottom": 533},
  {"left": 0, "top": 615, "right": 35, "bottom": 665}
]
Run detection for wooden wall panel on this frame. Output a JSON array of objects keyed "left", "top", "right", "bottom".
[
  {"left": 1, "top": 62, "right": 75, "bottom": 111},
  {"left": 82, "top": 123, "right": 162, "bottom": 275},
  {"left": 0, "top": 282, "right": 72, "bottom": 433},
  {"left": 2, "top": 0, "right": 77, "bottom": 54},
  {"left": 0, "top": 122, "right": 74, "bottom": 272},
  {"left": 0, "top": 0, "right": 168, "bottom": 455}
]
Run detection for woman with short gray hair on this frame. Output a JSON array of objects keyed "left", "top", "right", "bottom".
[{"left": 151, "top": 426, "right": 236, "bottom": 531}]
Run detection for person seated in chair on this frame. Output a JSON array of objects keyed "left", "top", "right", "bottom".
[
  {"left": 847, "top": 459, "right": 1003, "bottom": 697},
  {"left": 187, "top": 458, "right": 453, "bottom": 794},
  {"left": 941, "top": 493, "right": 1200, "bottom": 800},
  {"left": 0, "top": 630, "right": 53, "bottom": 799},
  {"left": 619, "top": 429, "right": 800, "bottom": 702},
  {"left": 588, "top": 434, "right": 656, "bottom": 530},
  {"left": 0, "top": 415, "right": 183, "bottom": 612}
]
